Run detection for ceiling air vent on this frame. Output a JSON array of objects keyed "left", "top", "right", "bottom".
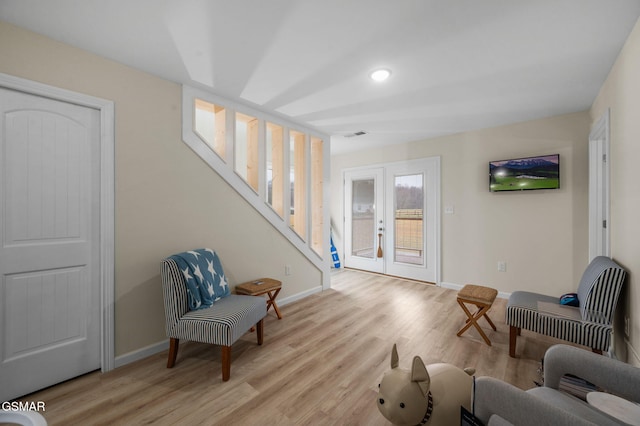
[{"left": 345, "top": 131, "right": 367, "bottom": 138}]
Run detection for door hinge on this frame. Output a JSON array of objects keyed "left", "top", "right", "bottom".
[
  {"left": 603, "top": 154, "right": 607, "bottom": 163},
  {"left": 603, "top": 220, "right": 607, "bottom": 229}
]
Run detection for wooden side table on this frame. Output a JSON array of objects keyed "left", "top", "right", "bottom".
[{"left": 235, "top": 278, "right": 283, "bottom": 319}]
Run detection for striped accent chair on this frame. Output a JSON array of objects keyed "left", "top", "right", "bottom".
[
  {"left": 160, "top": 253, "right": 267, "bottom": 381},
  {"left": 506, "top": 256, "right": 626, "bottom": 357}
]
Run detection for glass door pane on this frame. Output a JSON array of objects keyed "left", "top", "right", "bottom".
[
  {"left": 394, "top": 174, "right": 424, "bottom": 265},
  {"left": 351, "top": 179, "right": 376, "bottom": 258}
]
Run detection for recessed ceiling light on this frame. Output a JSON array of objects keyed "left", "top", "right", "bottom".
[{"left": 370, "top": 68, "right": 391, "bottom": 82}]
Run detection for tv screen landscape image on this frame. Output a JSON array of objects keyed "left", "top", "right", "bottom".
[{"left": 489, "top": 154, "right": 559, "bottom": 192}]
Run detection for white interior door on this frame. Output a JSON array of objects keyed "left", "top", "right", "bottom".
[
  {"left": 344, "top": 168, "right": 385, "bottom": 273},
  {"left": 0, "top": 87, "right": 101, "bottom": 401},
  {"left": 343, "top": 158, "right": 440, "bottom": 283}
]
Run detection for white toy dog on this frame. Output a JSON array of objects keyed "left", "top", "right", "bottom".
[{"left": 377, "top": 344, "right": 474, "bottom": 426}]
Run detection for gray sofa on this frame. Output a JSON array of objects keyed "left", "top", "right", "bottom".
[{"left": 473, "top": 344, "right": 640, "bottom": 425}]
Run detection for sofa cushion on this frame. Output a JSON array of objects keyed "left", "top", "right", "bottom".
[
  {"left": 178, "top": 294, "right": 266, "bottom": 346},
  {"left": 488, "top": 415, "right": 515, "bottom": 426},
  {"left": 527, "top": 387, "right": 620, "bottom": 426},
  {"left": 473, "top": 376, "right": 596, "bottom": 426}
]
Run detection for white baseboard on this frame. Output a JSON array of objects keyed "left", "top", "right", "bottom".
[
  {"left": 438, "top": 281, "right": 464, "bottom": 291},
  {"left": 625, "top": 338, "right": 640, "bottom": 367},
  {"left": 278, "top": 285, "right": 323, "bottom": 306},
  {"left": 113, "top": 286, "right": 323, "bottom": 368},
  {"left": 439, "top": 281, "right": 511, "bottom": 299},
  {"left": 114, "top": 339, "right": 169, "bottom": 368}
]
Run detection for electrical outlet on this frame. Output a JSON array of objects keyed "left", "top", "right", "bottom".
[
  {"left": 285, "top": 265, "right": 291, "bottom": 276},
  {"left": 497, "top": 261, "right": 507, "bottom": 272}
]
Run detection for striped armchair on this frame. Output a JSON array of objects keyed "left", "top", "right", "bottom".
[
  {"left": 506, "top": 256, "right": 626, "bottom": 357},
  {"left": 160, "top": 250, "right": 267, "bottom": 381}
]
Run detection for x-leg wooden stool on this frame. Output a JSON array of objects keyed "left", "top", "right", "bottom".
[
  {"left": 456, "top": 284, "right": 498, "bottom": 346},
  {"left": 235, "top": 278, "right": 283, "bottom": 319}
]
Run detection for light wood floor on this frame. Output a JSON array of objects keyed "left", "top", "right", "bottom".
[{"left": 19, "top": 269, "right": 568, "bottom": 425}]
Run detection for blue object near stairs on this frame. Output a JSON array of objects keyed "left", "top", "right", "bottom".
[{"left": 330, "top": 234, "right": 341, "bottom": 268}]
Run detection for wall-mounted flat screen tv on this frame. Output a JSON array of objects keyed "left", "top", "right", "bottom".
[{"left": 489, "top": 154, "right": 559, "bottom": 192}]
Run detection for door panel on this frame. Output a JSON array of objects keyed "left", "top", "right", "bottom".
[
  {"left": 5, "top": 267, "right": 86, "bottom": 360},
  {"left": 0, "top": 87, "right": 100, "bottom": 401},
  {"left": 385, "top": 158, "right": 439, "bottom": 282},
  {"left": 344, "top": 168, "right": 384, "bottom": 273}
]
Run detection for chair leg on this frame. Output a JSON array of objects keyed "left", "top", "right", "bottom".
[
  {"left": 221, "top": 345, "right": 231, "bottom": 381},
  {"left": 509, "top": 326, "right": 517, "bottom": 358},
  {"left": 167, "top": 338, "right": 179, "bottom": 368},
  {"left": 221, "top": 319, "right": 263, "bottom": 382},
  {"left": 256, "top": 318, "right": 264, "bottom": 345}
]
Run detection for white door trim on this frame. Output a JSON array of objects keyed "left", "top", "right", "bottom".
[
  {"left": 0, "top": 73, "right": 115, "bottom": 372},
  {"left": 588, "top": 108, "right": 611, "bottom": 260}
]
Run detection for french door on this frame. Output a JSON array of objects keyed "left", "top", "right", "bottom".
[
  {"left": 344, "top": 157, "right": 440, "bottom": 283},
  {"left": 344, "top": 168, "right": 385, "bottom": 273}
]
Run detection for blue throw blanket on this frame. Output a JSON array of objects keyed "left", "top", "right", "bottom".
[{"left": 170, "top": 248, "right": 230, "bottom": 310}]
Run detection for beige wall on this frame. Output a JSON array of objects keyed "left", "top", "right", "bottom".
[
  {"left": 591, "top": 17, "right": 640, "bottom": 366},
  {"left": 0, "top": 21, "right": 321, "bottom": 358},
  {"left": 332, "top": 111, "right": 591, "bottom": 297},
  {"left": 4, "top": 14, "right": 637, "bottom": 366}
]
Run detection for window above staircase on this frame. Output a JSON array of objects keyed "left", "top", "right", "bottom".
[{"left": 182, "top": 86, "right": 330, "bottom": 287}]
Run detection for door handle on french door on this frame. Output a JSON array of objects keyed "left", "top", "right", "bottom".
[{"left": 377, "top": 219, "right": 383, "bottom": 258}]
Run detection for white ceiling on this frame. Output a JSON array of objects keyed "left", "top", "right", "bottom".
[{"left": 1, "top": 1, "right": 639, "bottom": 154}]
